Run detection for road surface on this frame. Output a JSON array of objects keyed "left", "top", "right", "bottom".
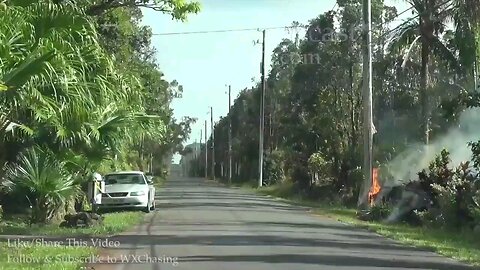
[{"left": 89, "top": 176, "right": 474, "bottom": 270}]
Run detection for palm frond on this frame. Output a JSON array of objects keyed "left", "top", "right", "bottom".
[
  {"left": 5, "top": 146, "right": 79, "bottom": 223},
  {"left": 387, "top": 19, "right": 419, "bottom": 56},
  {"left": 449, "top": 0, "right": 480, "bottom": 27},
  {"left": 431, "top": 36, "right": 461, "bottom": 73},
  {"left": 401, "top": 35, "right": 422, "bottom": 69},
  {"left": 0, "top": 82, "right": 7, "bottom": 91},
  {"left": 2, "top": 50, "right": 56, "bottom": 89}
]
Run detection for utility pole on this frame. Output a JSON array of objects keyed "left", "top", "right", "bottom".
[
  {"left": 204, "top": 120, "right": 208, "bottom": 179},
  {"left": 210, "top": 106, "right": 215, "bottom": 180},
  {"left": 475, "top": 38, "right": 478, "bottom": 91},
  {"left": 358, "top": 0, "right": 373, "bottom": 209},
  {"left": 228, "top": 85, "right": 232, "bottom": 185},
  {"left": 194, "top": 139, "right": 197, "bottom": 177},
  {"left": 199, "top": 129, "right": 202, "bottom": 177},
  {"left": 258, "top": 29, "right": 266, "bottom": 188},
  {"left": 474, "top": 59, "right": 478, "bottom": 91}
]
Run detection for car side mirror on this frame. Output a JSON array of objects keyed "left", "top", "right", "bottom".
[{"left": 147, "top": 179, "right": 153, "bottom": 185}]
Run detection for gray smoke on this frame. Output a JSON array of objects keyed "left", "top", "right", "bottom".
[{"left": 385, "top": 108, "right": 480, "bottom": 186}]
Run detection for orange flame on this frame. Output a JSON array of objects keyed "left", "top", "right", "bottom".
[{"left": 368, "top": 168, "right": 381, "bottom": 205}]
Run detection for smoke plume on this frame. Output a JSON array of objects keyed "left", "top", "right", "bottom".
[{"left": 385, "top": 108, "right": 480, "bottom": 186}]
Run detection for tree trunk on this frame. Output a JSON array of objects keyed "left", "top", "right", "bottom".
[
  {"left": 420, "top": 38, "right": 430, "bottom": 145},
  {"left": 420, "top": 2, "right": 434, "bottom": 145},
  {"left": 74, "top": 198, "right": 84, "bottom": 212},
  {"left": 0, "top": 143, "right": 6, "bottom": 185},
  {"left": 349, "top": 62, "right": 356, "bottom": 154},
  {"left": 138, "top": 136, "right": 145, "bottom": 171},
  {"left": 33, "top": 198, "right": 49, "bottom": 224}
]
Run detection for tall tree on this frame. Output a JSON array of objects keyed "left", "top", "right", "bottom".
[{"left": 388, "top": 0, "right": 459, "bottom": 144}]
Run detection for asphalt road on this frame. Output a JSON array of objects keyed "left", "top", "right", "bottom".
[{"left": 89, "top": 176, "right": 474, "bottom": 270}]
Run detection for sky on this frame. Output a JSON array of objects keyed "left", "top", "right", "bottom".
[{"left": 141, "top": 0, "right": 409, "bottom": 164}]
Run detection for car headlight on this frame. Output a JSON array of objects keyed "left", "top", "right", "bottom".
[{"left": 130, "top": 191, "right": 145, "bottom": 196}]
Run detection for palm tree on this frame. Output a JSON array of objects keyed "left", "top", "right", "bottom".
[
  {"left": 3, "top": 147, "right": 80, "bottom": 223},
  {"left": 0, "top": 1, "right": 149, "bottom": 163},
  {"left": 0, "top": 2, "right": 92, "bottom": 144},
  {"left": 388, "top": 0, "right": 459, "bottom": 145},
  {"left": 1, "top": 1, "right": 170, "bottom": 217},
  {"left": 446, "top": 0, "right": 480, "bottom": 87}
]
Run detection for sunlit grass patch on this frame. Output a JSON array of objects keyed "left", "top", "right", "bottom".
[
  {"left": 0, "top": 211, "right": 144, "bottom": 236},
  {"left": 0, "top": 242, "right": 95, "bottom": 270},
  {"left": 254, "top": 183, "right": 480, "bottom": 266}
]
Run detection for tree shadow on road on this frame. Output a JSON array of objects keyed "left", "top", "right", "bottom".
[
  {"left": 108, "top": 234, "right": 429, "bottom": 252},
  {"left": 155, "top": 201, "right": 310, "bottom": 212},
  {"left": 177, "top": 253, "right": 474, "bottom": 269},
  {"left": 142, "top": 220, "right": 358, "bottom": 232}
]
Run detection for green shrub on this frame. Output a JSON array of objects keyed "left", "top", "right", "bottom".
[
  {"left": 414, "top": 208, "right": 445, "bottom": 228},
  {"left": 469, "top": 140, "right": 480, "bottom": 170},
  {"left": 4, "top": 147, "right": 80, "bottom": 224},
  {"left": 416, "top": 149, "right": 479, "bottom": 229},
  {"left": 417, "top": 149, "right": 454, "bottom": 201},
  {"left": 307, "top": 152, "right": 332, "bottom": 186},
  {"left": 97, "top": 158, "right": 133, "bottom": 175},
  {"left": 153, "top": 176, "right": 165, "bottom": 185},
  {"left": 432, "top": 182, "right": 467, "bottom": 228},
  {"left": 370, "top": 203, "right": 391, "bottom": 220},
  {"left": 307, "top": 184, "right": 336, "bottom": 202},
  {"left": 470, "top": 206, "right": 480, "bottom": 225},
  {"left": 263, "top": 150, "right": 285, "bottom": 186},
  {"left": 271, "top": 180, "right": 297, "bottom": 198},
  {"left": 345, "top": 167, "right": 363, "bottom": 205},
  {"left": 357, "top": 203, "right": 391, "bottom": 221}
]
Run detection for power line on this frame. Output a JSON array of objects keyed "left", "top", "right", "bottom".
[
  {"left": 332, "top": 2, "right": 338, "bottom": 11},
  {"left": 393, "top": 4, "right": 415, "bottom": 19},
  {"left": 150, "top": 1, "right": 336, "bottom": 37},
  {"left": 149, "top": 0, "right": 452, "bottom": 53},
  {"left": 151, "top": 1, "right": 339, "bottom": 37},
  {"left": 384, "top": 0, "right": 452, "bottom": 44},
  {"left": 355, "top": 0, "right": 451, "bottom": 43},
  {"left": 151, "top": 26, "right": 300, "bottom": 36},
  {"left": 148, "top": 3, "right": 418, "bottom": 38},
  {"left": 150, "top": 0, "right": 451, "bottom": 38}
]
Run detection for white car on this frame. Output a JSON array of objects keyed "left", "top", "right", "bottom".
[{"left": 98, "top": 171, "right": 156, "bottom": 213}]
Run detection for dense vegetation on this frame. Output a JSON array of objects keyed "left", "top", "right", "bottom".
[
  {"left": 188, "top": 0, "right": 480, "bottom": 229},
  {"left": 0, "top": 0, "right": 200, "bottom": 224}
]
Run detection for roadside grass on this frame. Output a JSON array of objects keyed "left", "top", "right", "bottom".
[
  {"left": 0, "top": 173, "right": 161, "bottom": 270},
  {"left": 0, "top": 243, "right": 95, "bottom": 270},
  {"left": 218, "top": 178, "right": 257, "bottom": 189},
  {"left": 0, "top": 211, "right": 145, "bottom": 270},
  {"left": 0, "top": 211, "right": 144, "bottom": 236},
  {"left": 250, "top": 182, "right": 480, "bottom": 267},
  {"left": 154, "top": 176, "right": 166, "bottom": 187}
]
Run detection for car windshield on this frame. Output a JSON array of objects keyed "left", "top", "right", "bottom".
[{"left": 104, "top": 174, "right": 145, "bottom": 185}]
